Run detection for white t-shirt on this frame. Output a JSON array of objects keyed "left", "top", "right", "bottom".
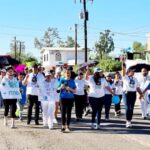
[
  {"left": 123, "top": 75, "right": 139, "bottom": 92},
  {"left": 88, "top": 75, "right": 108, "bottom": 98},
  {"left": 75, "top": 78, "right": 87, "bottom": 95},
  {"left": 38, "top": 80, "right": 58, "bottom": 102},
  {"left": 105, "top": 81, "right": 115, "bottom": 95},
  {"left": 26, "top": 73, "right": 45, "bottom": 96},
  {"left": 138, "top": 75, "right": 150, "bottom": 94},
  {"left": 114, "top": 80, "right": 123, "bottom": 95}
]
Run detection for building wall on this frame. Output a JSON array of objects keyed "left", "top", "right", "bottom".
[{"left": 42, "top": 49, "right": 85, "bottom": 67}]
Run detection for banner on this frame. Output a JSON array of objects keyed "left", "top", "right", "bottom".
[{"left": 1, "top": 79, "right": 21, "bottom": 99}]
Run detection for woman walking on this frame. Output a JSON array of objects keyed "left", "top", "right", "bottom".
[
  {"left": 39, "top": 72, "right": 57, "bottom": 129},
  {"left": 122, "top": 65, "right": 143, "bottom": 128},
  {"left": 74, "top": 71, "right": 87, "bottom": 121},
  {"left": 0, "top": 66, "right": 21, "bottom": 128},
  {"left": 57, "top": 69, "right": 76, "bottom": 133},
  {"left": 113, "top": 72, "right": 123, "bottom": 116},
  {"left": 86, "top": 68, "right": 114, "bottom": 129}
]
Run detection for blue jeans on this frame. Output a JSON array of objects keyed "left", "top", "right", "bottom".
[
  {"left": 124, "top": 92, "right": 136, "bottom": 121},
  {"left": 89, "top": 97, "right": 104, "bottom": 125}
]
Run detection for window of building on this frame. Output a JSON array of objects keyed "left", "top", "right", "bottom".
[
  {"left": 55, "top": 52, "right": 61, "bottom": 61},
  {"left": 43, "top": 54, "right": 46, "bottom": 62},
  {"left": 47, "top": 54, "right": 48, "bottom": 61}
]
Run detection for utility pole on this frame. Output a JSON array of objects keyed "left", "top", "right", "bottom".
[
  {"left": 19, "top": 41, "right": 22, "bottom": 62},
  {"left": 75, "top": 24, "right": 78, "bottom": 65},
  {"left": 83, "top": 0, "right": 88, "bottom": 62},
  {"left": 14, "top": 37, "right": 17, "bottom": 59},
  {"left": 74, "top": 0, "right": 93, "bottom": 62}
]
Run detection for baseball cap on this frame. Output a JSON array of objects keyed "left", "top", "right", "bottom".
[
  {"left": 45, "top": 72, "right": 52, "bottom": 76},
  {"left": 0, "top": 69, "right": 6, "bottom": 73},
  {"left": 94, "top": 68, "right": 103, "bottom": 73}
]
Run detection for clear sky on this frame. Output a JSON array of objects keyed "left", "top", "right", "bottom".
[{"left": 0, "top": 0, "right": 150, "bottom": 59}]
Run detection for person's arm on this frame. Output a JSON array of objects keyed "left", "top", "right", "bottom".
[
  {"left": 85, "top": 66, "right": 90, "bottom": 80},
  {"left": 66, "top": 80, "right": 77, "bottom": 93},
  {"left": 22, "top": 74, "right": 29, "bottom": 86},
  {"left": 66, "top": 87, "right": 77, "bottom": 93},
  {"left": 105, "top": 86, "right": 115, "bottom": 95},
  {"left": 122, "top": 62, "right": 126, "bottom": 77}
]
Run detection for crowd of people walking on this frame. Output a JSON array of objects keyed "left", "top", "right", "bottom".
[{"left": 0, "top": 62, "right": 150, "bottom": 133}]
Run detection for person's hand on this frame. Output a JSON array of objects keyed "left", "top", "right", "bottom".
[
  {"left": 139, "top": 94, "right": 144, "bottom": 100},
  {"left": 86, "top": 65, "right": 89, "bottom": 70},
  {"left": 65, "top": 86, "right": 71, "bottom": 91}
]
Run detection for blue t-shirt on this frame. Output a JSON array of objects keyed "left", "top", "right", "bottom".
[
  {"left": 19, "top": 81, "right": 27, "bottom": 105},
  {"left": 58, "top": 79, "right": 76, "bottom": 99}
]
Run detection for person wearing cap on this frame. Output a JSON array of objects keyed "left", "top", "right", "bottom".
[
  {"left": 104, "top": 73, "right": 115, "bottom": 120},
  {"left": 113, "top": 71, "right": 123, "bottom": 116},
  {"left": 86, "top": 67, "right": 114, "bottom": 130},
  {"left": 38, "top": 72, "right": 57, "bottom": 129},
  {"left": 0, "top": 66, "right": 21, "bottom": 128},
  {"left": 57, "top": 69, "right": 77, "bottom": 133},
  {"left": 137, "top": 68, "right": 150, "bottom": 119},
  {"left": 53, "top": 67, "right": 63, "bottom": 124},
  {"left": 0, "top": 69, "right": 6, "bottom": 108},
  {"left": 22, "top": 64, "right": 45, "bottom": 125},
  {"left": 122, "top": 65, "right": 143, "bottom": 128},
  {"left": 74, "top": 71, "right": 87, "bottom": 121},
  {"left": 16, "top": 73, "right": 27, "bottom": 121}
]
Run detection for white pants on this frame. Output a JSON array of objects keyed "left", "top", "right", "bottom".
[{"left": 41, "top": 101, "right": 55, "bottom": 128}]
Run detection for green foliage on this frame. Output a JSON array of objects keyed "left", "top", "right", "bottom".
[
  {"left": 95, "top": 30, "right": 114, "bottom": 59},
  {"left": 58, "top": 36, "right": 80, "bottom": 48},
  {"left": 132, "top": 41, "right": 146, "bottom": 59},
  {"left": 34, "top": 27, "right": 60, "bottom": 49},
  {"left": 97, "top": 58, "right": 121, "bottom": 72}
]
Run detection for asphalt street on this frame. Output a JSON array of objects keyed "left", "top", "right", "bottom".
[{"left": 0, "top": 102, "right": 150, "bottom": 150}]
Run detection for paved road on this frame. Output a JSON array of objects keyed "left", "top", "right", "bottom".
[{"left": 0, "top": 103, "right": 150, "bottom": 150}]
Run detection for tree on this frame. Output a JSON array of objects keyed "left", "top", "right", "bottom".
[
  {"left": 34, "top": 27, "right": 60, "bottom": 49},
  {"left": 58, "top": 36, "right": 80, "bottom": 48},
  {"left": 132, "top": 41, "right": 146, "bottom": 59},
  {"left": 97, "top": 58, "right": 121, "bottom": 72},
  {"left": 95, "top": 30, "right": 114, "bottom": 59}
]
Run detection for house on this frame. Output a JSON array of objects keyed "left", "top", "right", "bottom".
[{"left": 41, "top": 47, "right": 89, "bottom": 67}]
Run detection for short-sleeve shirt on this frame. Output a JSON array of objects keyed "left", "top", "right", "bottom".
[
  {"left": 26, "top": 73, "right": 45, "bottom": 96},
  {"left": 58, "top": 79, "right": 76, "bottom": 99},
  {"left": 88, "top": 75, "right": 108, "bottom": 98},
  {"left": 75, "top": 78, "right": 87, "bottom": 95},
  {"left": 105, "top": 81, "right": 115, "bottom": 95},
  {"left": 123, "top": 75, "right": 139, "bottom": 92}
]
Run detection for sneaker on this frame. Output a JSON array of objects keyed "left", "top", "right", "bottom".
[
  {"left": 48, "top": 126, "right": 53, "bottom": 130},
  {"left": 53, "top": 118, "right": 58, "bottom": 124},
  {"left": 91, "top": 123, "right": 98, "bottom": 130},
  {"left": 61, "top": 127, "right": 65, "bottom": 132},
  {"left": 126, "top": 121, "right": 132, "bottom": 128},
  {"left": 65, "top": 127, "right": 70, "bottom": 133},
  {"left": 35, "top": 121, "right": 39, "bottom": 125},
  {"left": 98, "top": 124, "right": 101, "bottom": 129},
  {"left": 10, "top": 125, "right": 16, "bottom": 129},
  {"left": 27, "top": 120, "right": 31, "bottom": 125}
]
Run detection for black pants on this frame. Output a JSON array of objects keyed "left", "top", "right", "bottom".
[
  {"left": 60, "top": 99, "right": 74, "bottom": 126},
  {"left": 74, "top": 95, "right": 86, "bottom": 118},
  {"left": 89, "top": 97, "right": 104, "bottom": 125},
  {"left": 3, "top": 99, "right": 17, "bottom": 118},
  {"left": 124, "top": 92, "right": 136, "bottom": 121},
  {"left": 115, "top": 95, "right": 122, "bottom": 113},
  {"left": 104, "top": 94, "right": 112, "bottom": 119},
  {"left": 27, "top": 95, "right": 39, "bottom": 122}
]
